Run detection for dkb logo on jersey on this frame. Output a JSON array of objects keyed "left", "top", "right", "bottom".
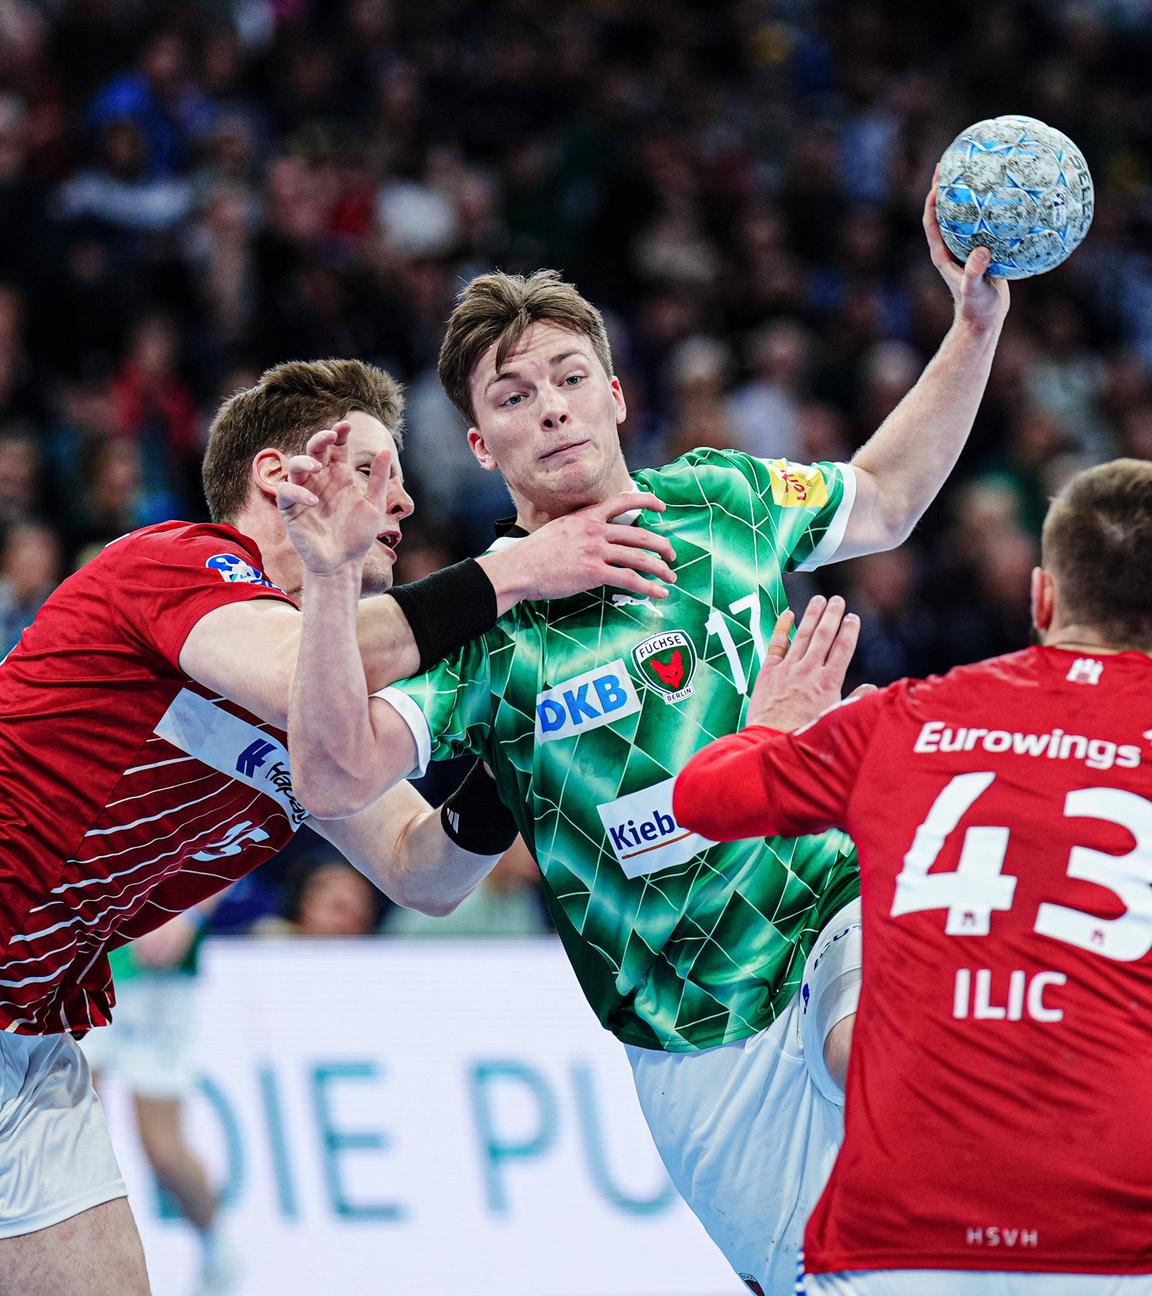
[
  {"left": 632, "top": 631, "right": 697, "bottom": 704},
  {"left": 535, "top": 659, "right": 641, "bottom": 743}
]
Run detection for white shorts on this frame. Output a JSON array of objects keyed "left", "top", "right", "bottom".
[
  {"left": 0, "top": 1032, "right": 126, "bottom": 1237},
  {"left": 808, "top": 1271, "right": 1152, "bottom": 1295},
  {"left": 81, "top": 972, "right": 199, "bottom": 1099},
  {"left": 625, "top": 899, "right": 862, "bottom": 1296}
]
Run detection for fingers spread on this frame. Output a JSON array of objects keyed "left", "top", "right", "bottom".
[
  {"left": 603, "top": 523, "right": 676, "bottom": 563},
  {"left": 788, "top": 595, "right": 827, "bottom": 659},
  {"left": 807, "top": 594, "right": 848, "bottom": 664},
  {"left": 604, "top": 568, "right": 670, "bottom": 599},
  {"left": 923, "top": 184, "right": 963, "bottom": 279},
  {"left": 364, "top": 447, "right": 394, "bottom": 512},
  {"left": 598, "top": 490, "right": 666, "bottom": 519},
  {"left": 766, "top": 608, "right": 794, "bottom": 660},
  {"left": 964, "top": 245, "right": 992, "bottom": 280},
  {"left": 277, "top": 481, "right": 319, "bottom": 511},
  {"left": 822, "top": 608, "right": 861, "bottom": 678},
  {"left": 605, "top": 544, "right": 675, "bottom": 585},
  {"left": 306, "top": 426, "right": 338, "bottom": 464},
  {"left": 287, "top": 455, "right": 323, "bottom": 485},
  {"left": 329, "top": 420, "right": 352, "bottom": 453},
  {"left": 922, "top": 182, "right": 936, "bottom": 233}
]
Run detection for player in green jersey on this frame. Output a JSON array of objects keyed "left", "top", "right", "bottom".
[{"left": 278, "top": 181, "right": 1011, "bottom": 1295}]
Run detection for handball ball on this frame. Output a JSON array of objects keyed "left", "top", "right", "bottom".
[{"left": 935, "top": 116, "right": 1093, "bottom": 279}]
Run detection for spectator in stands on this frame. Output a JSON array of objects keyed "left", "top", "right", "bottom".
[
  {"left": 257, "top": 859, "right": 386, "bottom": 938},
  {"left": 728, "top": 319, "right": 814, "bottom": 463},
  {"left": 112, "top": 313, "right": 200, "bottom": 513},
  {"left": 0, "top": 432, "right": 43, "bottom": 526},
  {"left": 86, "top": 28, "right": 214, "bottom": 179},
  {"left": 0, "top": 519, "right": 59, "bottom": 654}
]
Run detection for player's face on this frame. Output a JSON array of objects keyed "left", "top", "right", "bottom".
[
  {"left": 343, "top": 410, "right": 414, "bottom": 596},
  {"left": 466, "top": 321, "right": 629, "bottom": 523}
]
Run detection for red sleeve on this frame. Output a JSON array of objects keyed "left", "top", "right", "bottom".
[
  {"left": 673, "top": 688, "right": 887, "bottom": 841},
  {"left": 106, "top": 523, "right": 297, "bottom": 668},
  {"left": 109, "top": 874, "right": 230, "bottom": 945}
]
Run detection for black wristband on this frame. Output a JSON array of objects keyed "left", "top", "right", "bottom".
[
  {"left": 389, "top": 558, "right": 498, "bottom": 671},
  {"left": 440, "top": 759, "right": 519, "bottom": 856}
]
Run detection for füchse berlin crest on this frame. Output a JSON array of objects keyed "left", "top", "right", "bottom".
[{"left": 632, "top": 631, "right": 697, "bottom": 704}]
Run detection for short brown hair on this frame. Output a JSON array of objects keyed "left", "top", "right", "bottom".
[
  {"left": 1042, "top": 457, "right": 1152, "bottom": 644},
  {"left": 438, "top": 269, "right": 613, "bottom": 424},
  {"left": 202, "top": 359, "right": 403, "bottom": 522}
]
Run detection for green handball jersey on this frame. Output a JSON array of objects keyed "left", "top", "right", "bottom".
[{"left": 383, "top": 448, "right": 860, "bottom": 1051}]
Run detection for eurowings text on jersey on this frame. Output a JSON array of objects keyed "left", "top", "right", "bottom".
[
  {"left": 206, "top": 552, "right": 285, "bottom": 592},
  {"left": 765, "top": 458, "right": 829, "bottom": 508},
  {"left": 632, "top": 631, "right": 697, "bottom": 704},
  {"left": 535, "top": 659, "right": 641, "bottom": 743},
  {"left": 597, "top": 777, "right": 715, "bottom": 878},
  {"left": 913, "top": 720, "right": 1141, "bottom": 772}
]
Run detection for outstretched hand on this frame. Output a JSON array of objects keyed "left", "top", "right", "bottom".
[
  {"left": 747, "top": 595, "right": 875, "bottom": 731},
  {"left": 511, "top": 490, "right": 678, "bottom": 602},
  {"left": 277, "top": 421, "right": 393, "bottom": 576},
  {"left": 924, "top": 164, "right": 1010, "bottom": 331}
]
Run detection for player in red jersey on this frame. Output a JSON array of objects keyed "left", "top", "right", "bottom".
[
  {"left": 0, "top": 356, "right": 675, "bottom": 1296},
  {"left": 674, "top": 458, "right": 1152, "bottom": 1295}
]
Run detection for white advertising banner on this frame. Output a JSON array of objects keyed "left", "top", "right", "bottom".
[{"left": 99, "top": 938, "right": 743, "bottom": 1296}]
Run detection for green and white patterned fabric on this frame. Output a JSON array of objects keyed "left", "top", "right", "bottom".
[{"left": 382, "top": 448, "right": 860, "bottom": 1051}]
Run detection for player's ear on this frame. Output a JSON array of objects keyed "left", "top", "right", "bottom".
[
  {"left": 1031, "top": 566, "right": 1055, "bottom": 636},
  {"left": 252, "top": 447, "right": 288, "bottom": 501},
  {"left": 611, "top": 375, "right": 627, "bottom": 425},
  {"left": 468, "top": 428, "right": 499, "bottom": 472}
]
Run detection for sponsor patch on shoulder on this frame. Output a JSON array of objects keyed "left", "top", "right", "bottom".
[
  {"left": 206, "top": 553, "right": 284, "bottom": 592},
  {"left": 766, "top": 458, "right": 828, "bottom": 508}
]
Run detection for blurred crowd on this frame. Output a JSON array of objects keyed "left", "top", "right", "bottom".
[{"left": 4, "top": 0, "right": 1152, "bottom": 932}]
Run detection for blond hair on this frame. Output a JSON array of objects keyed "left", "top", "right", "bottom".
[
  {"left": 438, "top": 270, "right": 613, "bottom": 424},
  {"left": 202, "top": 359, "right": 403, "bottom": 522}
]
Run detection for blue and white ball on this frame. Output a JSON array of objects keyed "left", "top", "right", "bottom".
[{"left": 935, "top": 115, "right": 1093, "bottom": 279}]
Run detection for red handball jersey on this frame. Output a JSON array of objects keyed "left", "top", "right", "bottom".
[
  {"left": 674, "top": 646, "right": 1152, "bottom": 1276},
  {"left": 0, "top": 521, "right": 305, "bottom": 1035}
]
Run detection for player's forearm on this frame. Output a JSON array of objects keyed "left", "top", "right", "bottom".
[
  {"left": 313, "top": 779, "right": 505, "bottom": 916},
  {"left": 290, "top": 564, "right": 393, "bottom": 819},
  {"left": 357, "top": 554, "right": 510, "bottom": 692},
  {"left": 325, "top": 803, "right": 498, "bottom": 916},
  {"left": 475, "top": 547, "right": 535, "bottom": 616},
  {"left": 354, "top": 593, "right": 423, "bottom": 687},
  {"left": 384, "top": 806, "right": 500, "bottom": 916},
  {"left": 851, "top": 313, "right": 1005, "bottom": 546},
  {"left": 674, "top": 728, "right": 794, "bottom": 841},
  {"left": 353, "top": 558, "right": 499, "bottom": 688}
]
